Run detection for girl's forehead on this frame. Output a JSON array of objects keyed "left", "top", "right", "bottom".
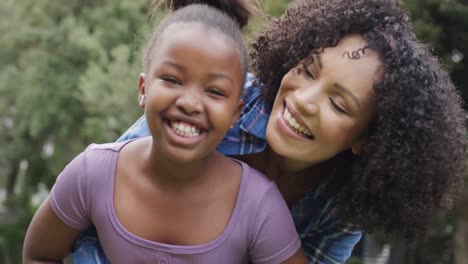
[
  {"left": 156, "top": 25, "right": 239, "bottom": 59},
  {"left": 148, "top": 23, "right": 243, "bottom": 87},
  {"left": 162, "top": 22, "right": 229, "bottom": 41},
  {"left": 154, "top": 22, "right": 238, "bottom": 56}
]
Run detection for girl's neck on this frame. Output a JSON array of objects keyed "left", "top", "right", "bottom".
[{"left": 139, "top": 139, "right": 219, "bottom": 190}]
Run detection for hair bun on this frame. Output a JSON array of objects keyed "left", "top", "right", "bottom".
[{"left": 165, "top": 0, "right": 257, "bottom": 28}]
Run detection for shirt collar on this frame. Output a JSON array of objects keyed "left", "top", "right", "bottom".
[{"left": 238, "top": 76, "right": 271, "bottom": 140}]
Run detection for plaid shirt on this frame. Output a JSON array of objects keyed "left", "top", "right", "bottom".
[{"left": 73, "top": 74, "right": 361, "bottom": 264}]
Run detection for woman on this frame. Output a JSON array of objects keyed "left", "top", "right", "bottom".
[{"left": 73, "top": 0, "right": 466, "bottom": 263}]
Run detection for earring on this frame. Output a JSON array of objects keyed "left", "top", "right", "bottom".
[{"left": 139, "top": 95, "right": 145, "bottom": 105}]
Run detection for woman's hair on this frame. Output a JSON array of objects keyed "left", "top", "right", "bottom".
[
  {"left": 251, "top": 0, "right": 466, "bottom": 237},
  {"left": 144, "top": 0, "right": 257, "bottom": 82}
]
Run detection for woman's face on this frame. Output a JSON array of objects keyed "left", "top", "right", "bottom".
[{"left": 266, "top": 34, "right": 381, "bottom": 170}]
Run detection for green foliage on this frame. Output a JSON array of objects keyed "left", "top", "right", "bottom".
[
  {"left": 346, "top": 256, "right": 363, "bottom": 264},
  {"left": 244, "top": 0, "right": 290, "bottom": 38},
  {"left": 404, "top": 0, "right": 468, "bottom": 108},
  {"left": 0, "top": 0, "right": 149, "bottom": 261}
]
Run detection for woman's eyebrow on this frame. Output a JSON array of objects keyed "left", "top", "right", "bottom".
[
  {"left": 333, "top": 83, "right": 361, "bottom": 110},
  {"left": 315, "top": 53, "right": 361, "bottom": 110},
  {"left": 313, "top": 54, "right": 361, "bottom": 108},
  {"left": 313, "top": 53, "right": 323, "bottom": 70}
]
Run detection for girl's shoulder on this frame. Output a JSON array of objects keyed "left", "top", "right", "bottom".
[
  {"left": 74, "top": 140, "right": 134, "bottom": 188},
  {"left": 85, "top": 140, "right": 133, "bottom": 153},
  {"left": 231, "top": 158, "right": 280, "bottom": 207}
]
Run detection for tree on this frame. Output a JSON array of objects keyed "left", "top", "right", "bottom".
[
  {"left": 404, "top": 0, "right": 468, "bottom": 108},
  {"left": 400, "top": 1, "right": 468, "bottom": 263},
  {"left": 0, "top": 0, "right": 151, "bottom": 262}
]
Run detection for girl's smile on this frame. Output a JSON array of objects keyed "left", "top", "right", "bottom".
[
  {"left": 168, "top": 120, "right": 202, "bottom": 138},
  {"left": 163, "top": 117, "right": 207, "bottom": 147},
  {"left": 140, "top": 23, "right": 243, "bottom": 164}
]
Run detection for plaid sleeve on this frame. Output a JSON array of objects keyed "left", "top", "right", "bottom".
[
  {"left": 116, "top": 115, "right": 150, "bottom": 142},
  {"left": 72, "top": 226, "right": 108, "bottom": 264},
  {"left": 302, "top": 221, "right": 361, "bottom": 264}
]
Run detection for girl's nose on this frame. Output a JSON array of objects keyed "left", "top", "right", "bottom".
[{"left": 175, "top": 88, "right": 203, "bottom": 115}]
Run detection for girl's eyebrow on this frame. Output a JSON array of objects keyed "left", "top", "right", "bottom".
[
  {"left": 162, "top": 61, "right": 184, "bottom": 71},
  {"left": 162, "top": 61, "right": 234, "bottom": 83},
  {"left": 208, "top": 73, "right": 235, "bottom": 84}
]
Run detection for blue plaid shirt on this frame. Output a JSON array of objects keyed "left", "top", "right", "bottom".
[{"left": 73, "top": 74, "right": 361, "bottom": 264}]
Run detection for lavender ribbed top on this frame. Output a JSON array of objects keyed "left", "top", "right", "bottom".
[{"left": 50, "top": 141, "right": 300, "bottom": 264}]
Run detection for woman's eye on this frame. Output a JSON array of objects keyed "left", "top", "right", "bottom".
[
  {"left": 161, "top": 76, "right": 180, "bottom": 85},
  {"left": 302, "top": 63, "right": 315, "bottom": 80},
  {"left": 329, "top": 98, "right": 348, "bottom": 115},
  {"left": 207, "top": 88, "right": 226, "bottom": 97}
]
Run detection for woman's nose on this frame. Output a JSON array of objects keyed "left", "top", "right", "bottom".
[
  {"left": 175, "top": 88, "right": 203, "bottom": 115},
  {"left": 292, "top": 84, "right": 321, "bottom": 116}
]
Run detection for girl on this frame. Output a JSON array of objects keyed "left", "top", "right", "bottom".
[
  {"left": 22, "top": 1, "right": 307, "bottom": 264},
  {"left": 75, "top": 0, "right": 467, "bottom": 263}
]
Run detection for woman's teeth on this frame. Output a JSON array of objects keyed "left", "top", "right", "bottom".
[
  {"left": 170, "top": 122, "right": 201, "bottom": 137},
  {"left": 283, "top": 108, "right": 313, "bottom": 137}
]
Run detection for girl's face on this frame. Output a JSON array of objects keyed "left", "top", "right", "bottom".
[
  {"left": 266, "top": 34, "right": 381, "bottom": 171},
  {"left": 140, "top": 23, "right": 243, "bottom": 163}
]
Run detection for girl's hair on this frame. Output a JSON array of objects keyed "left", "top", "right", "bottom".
[
  {"left": 251, "top": 0, "right": 466, "bottom": 237},
  {"left": 144, "top": 0, "right": 256, "bottom": 85}
]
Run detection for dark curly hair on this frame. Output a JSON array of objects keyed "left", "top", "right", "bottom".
[{"left": 251, "top": 0, "right": 467, "bottom": 237}]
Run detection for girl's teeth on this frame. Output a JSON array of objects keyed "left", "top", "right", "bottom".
[
  {"left": 283, "top": 108, "right": 312, "bottom": 136},
  {"left": 170, "top": 122, "right": 201, "bottom": 137}
]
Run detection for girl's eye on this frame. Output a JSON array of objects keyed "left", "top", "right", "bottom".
[
  {"left": 329, "top": 98, "right": 348, "bottom": 115},
  {"left": 161, "top": 76, "right": 180, "bottom": 85},
  {"left": 206, "top": 88, "right": 226, "bottom": 97},
  {"left": 302, "top": 63, "right": 315, "bottom": 80}
]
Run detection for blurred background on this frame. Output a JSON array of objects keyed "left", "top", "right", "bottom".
[{"left": 0, "top": 0, "right": 467, "bottom": 263}]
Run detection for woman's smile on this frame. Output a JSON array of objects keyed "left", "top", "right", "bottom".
[
  {"left": 266, "top": 34, "right": 379, "bottom": 166},
  {"left": 282, "top": 102, "right": 314, "bottom": 139}
]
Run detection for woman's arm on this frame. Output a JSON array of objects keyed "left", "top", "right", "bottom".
[
  {"left": 301, "top": 220, "right": 361, "bottom": 263},
  {"left": 23, "top": 197, "right": 83, "bottom": 264}
]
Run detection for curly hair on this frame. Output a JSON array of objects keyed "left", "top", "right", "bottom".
[{"left": 251, "top": 0, "right": 467, "bottom": 237}]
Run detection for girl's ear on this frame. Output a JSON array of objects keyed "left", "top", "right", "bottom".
[
  {"left": 138, "top": 73, "right": 146, "bottom": 108},
  {"left": 351, "top": 138, "right": 367, "bottom": 155},
  {"left": 231, "top": 99, "right": 244, "bottom": 128}
]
